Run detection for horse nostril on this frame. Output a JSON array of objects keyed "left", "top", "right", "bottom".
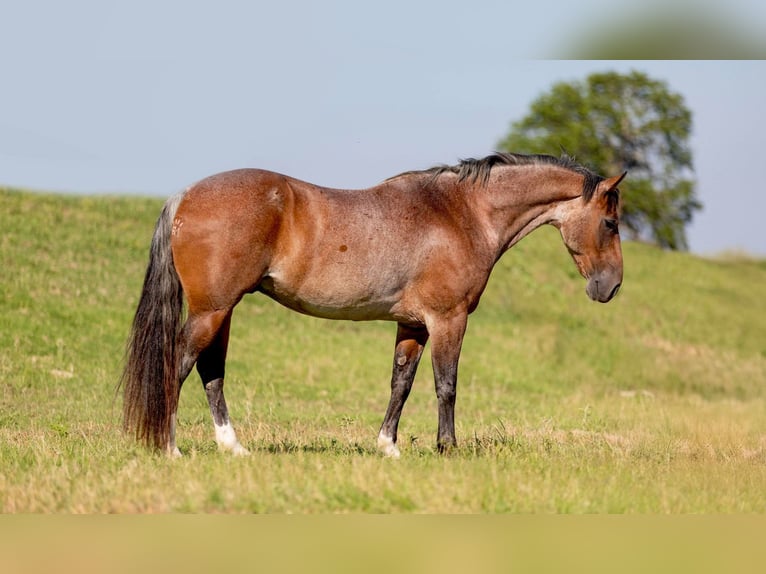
[{"left": 608, "top": 282, "right": 621, "bottom": 300}]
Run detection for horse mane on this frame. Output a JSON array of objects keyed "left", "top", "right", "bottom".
[{"left": 390, "top": 152, "right": 605, "bottom": 202}]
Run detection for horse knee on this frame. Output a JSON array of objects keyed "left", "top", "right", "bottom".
[{"left": 435, "top": 385, "right": 456, "bottom": 404}]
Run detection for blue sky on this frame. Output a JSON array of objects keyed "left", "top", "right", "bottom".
[{"left": 2, "top": 2, "right": 765, "bottom": 255}]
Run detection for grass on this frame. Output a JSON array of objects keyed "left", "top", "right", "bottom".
[{"left": 1, "top": 186, "right": 765, "bottom": 513}]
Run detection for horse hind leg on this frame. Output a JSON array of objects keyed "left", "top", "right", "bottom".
[
  {"left": 169, "top": 307, "right": 248, "bottom": 456},
  {"left": 194, "top": 310, "right": 249, "bottom": 456},
  {"left": 166, "top": 323, "right": 201, "bottom": 457}
]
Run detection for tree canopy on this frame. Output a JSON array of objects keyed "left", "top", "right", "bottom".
[{"left": 498, "top": 70, "right": 701, "bottom": 250}]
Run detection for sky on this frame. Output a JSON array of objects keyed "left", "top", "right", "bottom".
[{"left": 2, "top": 1, "right": 765, "bottom": 256}]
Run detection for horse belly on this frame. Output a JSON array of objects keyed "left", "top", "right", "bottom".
[{"left": 258, "top": 265, "right": 406, "bottom": 322}]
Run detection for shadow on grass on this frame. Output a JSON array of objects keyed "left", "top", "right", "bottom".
[
  {"left": 257, "top": 438, "right": 376, "bottom": 456},
  {"left": 176, "top": 437, "right": 379, "bottom": 457},
  {"left": 174, "top": 434, "right": 532, "bottom": 459},
  {"left": 175, "top": 421, "right": 616, "bottom": 459}
]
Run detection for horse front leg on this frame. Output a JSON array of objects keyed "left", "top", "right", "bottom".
[
  {"left": 378, "top": 324, "right": 429, "bottom": 458},
  {"left": 427, "top": 313, "right": 468, "bottom": 453}
]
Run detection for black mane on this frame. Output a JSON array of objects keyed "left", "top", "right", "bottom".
[{"left": 392, "top": 152, "right": 604, "bottom": 202}]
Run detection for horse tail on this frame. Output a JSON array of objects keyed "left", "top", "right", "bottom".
[{"left": 119, "top": 192, "right": 186, "bottom": 451}]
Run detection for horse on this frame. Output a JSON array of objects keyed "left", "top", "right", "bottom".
[{"left": 120, "top": 152, "right": 625, "bottom": 457}]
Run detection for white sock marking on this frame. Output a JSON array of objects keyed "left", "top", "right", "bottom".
[
  {"left": 215, "top": 421, "right": 250, "bottom": 456},
  {"left": 167, "top": 413, "right": 182, "bottom": 458},
  {"left": 377, "top": 431, "right": 401, "bottom": 458}
]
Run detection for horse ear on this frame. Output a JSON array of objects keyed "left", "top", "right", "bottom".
[{"left": 600, "top": 172, "right": 627, "bottom": 192}]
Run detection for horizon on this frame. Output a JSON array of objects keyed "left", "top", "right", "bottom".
[{"left": 2, "top": 4, "right": 765, "bottom": 256}]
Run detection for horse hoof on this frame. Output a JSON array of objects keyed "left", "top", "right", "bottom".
[
  {"left": 230, "top": 443, "right": 251, "bottom": 457},
  {"left": 377, "top": 432, "right": 401, "bottom": 458}
]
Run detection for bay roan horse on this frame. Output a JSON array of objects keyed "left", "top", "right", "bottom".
[{"left": 120, "top": 152, "right": 625, "bottom": 457}]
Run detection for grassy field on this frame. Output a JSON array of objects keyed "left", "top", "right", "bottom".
[{"left": 1, "top": 186, "right": 765, "bottom": 513}]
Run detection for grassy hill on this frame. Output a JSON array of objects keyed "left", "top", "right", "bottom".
[{"left": 1, "top": 186, "right": 765, "bottom": 512}]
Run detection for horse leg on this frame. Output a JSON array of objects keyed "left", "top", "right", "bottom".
[
  {"left": 427, "top": 313, "right": 468, "bottom": 453},
  {"left": 167, "top": 307, "right": 239, "bottom": 456},
  {"left": 166, "top": 330, "right": 199, "bottom": 457},
  {"left": 377, "top": 324, "right": 429, "bottom": 458},
  {"left": 196, "top": 311, "right": 249, "bottom": 456}
]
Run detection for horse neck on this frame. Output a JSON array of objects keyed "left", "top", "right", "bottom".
[{"left": 477, "top": 165, "right": 584, "bottom": 254}]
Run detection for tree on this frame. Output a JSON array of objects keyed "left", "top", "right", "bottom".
[{"left": 498, "top": 70, "right": 701, "bottom": 250}]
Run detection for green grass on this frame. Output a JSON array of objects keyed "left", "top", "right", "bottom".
[{"left": 1, "top": 187, "right": 765, "bottom": 512}]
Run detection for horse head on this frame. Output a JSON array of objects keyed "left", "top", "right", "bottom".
[{"left": 556, "top": 172, "right": 626, "bottom": 303}]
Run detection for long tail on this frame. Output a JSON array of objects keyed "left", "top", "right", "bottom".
[{"left": 119, "top": 193, "right": 186, "bottom": 451}]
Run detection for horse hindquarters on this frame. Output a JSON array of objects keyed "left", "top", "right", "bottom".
[{"left": 166, "top": 177, "right": 286, "bottom": 454}]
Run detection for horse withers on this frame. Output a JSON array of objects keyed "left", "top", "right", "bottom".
[{"left": 120, "top": 152, "right": 625, "bottom": 457}]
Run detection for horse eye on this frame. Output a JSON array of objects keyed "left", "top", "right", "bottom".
[{"left": 604, "top": 219, "right": 619, "bottom": 233}]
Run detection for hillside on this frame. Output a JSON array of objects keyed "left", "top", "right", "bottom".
[{"left": 1, "top": 186, "right": 765, "bottom": 512}]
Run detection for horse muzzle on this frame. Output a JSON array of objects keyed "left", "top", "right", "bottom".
[{"left": 586, "top": 271, "right": 622, "bottom": 303}]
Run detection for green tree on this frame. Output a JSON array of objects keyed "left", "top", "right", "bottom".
[{"left": 498, "top": 70, "right": 701, "bottom": 250}]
